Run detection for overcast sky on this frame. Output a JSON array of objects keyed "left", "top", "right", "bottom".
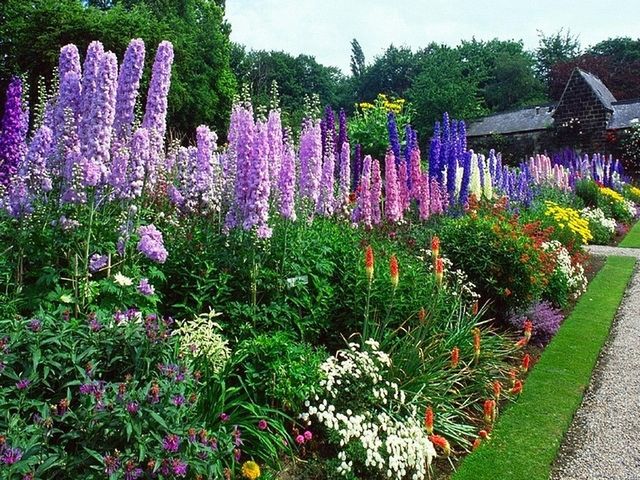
[{"left": 226, "top": 0, "right": 640, "bottom": 73}]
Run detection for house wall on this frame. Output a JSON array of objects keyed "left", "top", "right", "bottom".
[{"left": 468, "top": 130, "right": 555, "bottom": 164}]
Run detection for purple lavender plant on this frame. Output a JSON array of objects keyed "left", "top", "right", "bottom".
[{"left": 508, "top": 301, "right": 563, "bottom": 346}]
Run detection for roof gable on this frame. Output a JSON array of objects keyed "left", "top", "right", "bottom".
[{"left": 554, "top": 68, "right": 617, "bottom": 114}]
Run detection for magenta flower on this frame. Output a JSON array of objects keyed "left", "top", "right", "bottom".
[
  {"left": 295, "top": 434, "right": 305, "bottom": 445},
  {"left": 304, "top": 430, "right": 313, "bottom": 441},
  {"left": 162, "top": 434, "right": 180, "bottom": 453},
  {"left": 219, "top": 412, "right": 230, "bottom": 422},
  {"left": 126, "top": 402, "right": 139, "bottom": 415},
  {"left": 172, "top": 459, "right": 187, "bottom": 477},
  {"left": 1, "top": 447, "right": 23, "bottom": 465},
  {"left": 103, "top": 454, "right": 120, "bottom": 475},
  {"left": 16, "top": 378, "right": 30, "bottom": 390},
  {"left": 258, "top": 419, "right": 268, "bottom": 430}
]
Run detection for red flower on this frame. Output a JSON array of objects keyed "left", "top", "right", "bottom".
[
  {"left": 431, "top": 236, "right": 440, "bottom": 259},
  {"left": 451, "top": 346, "right": 460, "bottom": 368},
  {"left": 511, "top": 379, "right": 523, "bottom": 395},
  {"left": 365, "top": 246, "right": 374, "bottom": 282},
  {"left": 389, "top": 254, "right": 399, "bottom": 288},
  {"left": 472, "top": 437, "right": 482, "bottom": 450},
  {"left": 478, "top": 429, "right": 490, "bottom": 439},
  {"left": 429, "top": 435, "right": 450, "bottom": 457},
  {"left": 515, "top": 337, "right": 528, "bottom": 348},
  {"left": 523, "top": 319, "right": 533, "bottom": 342},
  {"left": 492, "top": 380, "right": 502, "bottom": 399},
  {"left": 435, "top": 258, "right": 444, "bottom": 286},
  {"left": 522, "top": 354, "right": 531, "bottom": 372},
  {"left": 472, "top": 300, "right": 479, "bottom": 316},
  {"left": 424, "top": 406, "right": 434, "bottom": 435},
  {"left": 483, "top": 399, "right": 496, "bottom": 425},
  {"left": 472, "top": 328, "right": 481, "bottom": 358}
]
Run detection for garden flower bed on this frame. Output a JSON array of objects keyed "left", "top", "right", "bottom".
[{"left": 0, "top": 38, "right": 639, "bottom": 479}]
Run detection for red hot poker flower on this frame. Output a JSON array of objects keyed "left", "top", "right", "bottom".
[
  {"left": 364, "top": 246, "right": 374, "bottom": 282},
  {"left": 429, "top": 435, "right": 450, "bottom": 457},
  {"left": 389, "top": 254, "right": 399, "bottom": 288},
  {"left": 523, "top": 319, "right": 533, "bottom": 341},
  {"left": 472, "top": 328, "right": 481, "bottom": 358},
  {"left": 435, "top": 258, "right": 444, "bottom": 286},
  {"left": 483, "top": 399, "right": 496, "bottom": 425},
  {"left": 511, "top": 379, "right": 523, "bottom": 395},
  {"left": 431, "top": 236, "right": 440, "bottom": 259},
  {"left": 522, "top": 354, "right": 531, "bottom": 372},
  {"left": 472, "top": 437, "right": 482, "bottom": 450},
  {"left": 424, "top": 406, "right": 434, "bottom": 435},
  {"left": 492, "top": 380, "right": 502, "bottom": 399},
  {"left": 451, "top": 346, "right": 460, "bottom": 368}
]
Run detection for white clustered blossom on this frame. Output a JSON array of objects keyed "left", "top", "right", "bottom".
[
  {"left": 113, "top": 272, "right": 133, "bottom": 286},
  {"left": 418, "top": 250, "right": 480, "bottom": 302},
  {"left": 173, "top": 309, "right": 231, "bottom": 374},
  {"left": 304, "top": 341, "right": 436, "bottom": 479},
  {"left": 542, "top": 240, "right": 587, "bottom": 298},
  {"left": 623, "top": 199, "right": 637, "bottom": 218},
  {"left": 580, "top": 207, "right": 616, "bottom": 233}
]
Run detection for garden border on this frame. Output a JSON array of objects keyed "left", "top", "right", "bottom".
[
  {"left": 618, "top": 220, "right": 640, "bottom": 248},
  {"left": 451, "top": 255, "right": 636, "bottom": 480}
]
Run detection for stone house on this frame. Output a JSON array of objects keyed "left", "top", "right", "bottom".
[{"left": 466, "top": 68, "right": 640, "bottom": 160}]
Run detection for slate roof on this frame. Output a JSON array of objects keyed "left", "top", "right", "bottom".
[
  {"left": 466, "top": 105, "right": 555, "bottom": 137},
  {"left": 609, "top": 100, "right": 640, "bottom": 130},
  {"left": 576, "top": 69, "right": 617, "bottom": 110}
]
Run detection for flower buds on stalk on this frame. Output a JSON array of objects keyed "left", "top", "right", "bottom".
[
  {"left": 451, "top": 346, "right": 460, "bottom": 368},
  {"left": 435, "top": 258, "right": 444, "bottom": 286},
  {"left": 472, "top": 328, "right": 481, "bottom": 360},
  {"left": 424, "top": 406, "right": 434, "bottom": 435},
  {"left": 389, "top": 254, "right": 399, "bottom": 289},
  {"left": 429, "top": 434, "right": 450, "bottom": 457},
  {"left": 522, "top": 354, "right": 531, "bottom": 372},
  {"left": 364, "top": 245, "right": 374, "bottom": 282}
]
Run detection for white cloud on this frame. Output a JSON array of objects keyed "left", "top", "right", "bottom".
[{"left": 226, "top": 0, "right": 640, "bottom": 73}]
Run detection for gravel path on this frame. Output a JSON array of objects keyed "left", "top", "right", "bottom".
[{"left": 551, "top": 247, "right": 640, "bottom": 480}]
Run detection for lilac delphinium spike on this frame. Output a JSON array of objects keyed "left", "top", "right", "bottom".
[
  {"left": 225, "top": 103, "right": 254, "bottom": 231},
  {"left": 82, "top": 51, "right": 118, "bottom": 187},
  {"left": 0, "top": 77, "right": 28, "bottom": 188},
  {"left": 336, "top": 141, "right": 351, "bottom": 212},
  {"left": 142, "top": 41, "right": 174, "bottom": 181},
  {"left": 316, "top": 138, "right": 335, "bottom": 216},
  {"left": 23, "top": 125, "right": 54, "bottom": 194},
  {"left": 79, "top": 41, "right": 105, "bottom": 136},
  {"left": 266, "top": 109, "right": 283, "bottom": 186},
  {"left": 278, "top": 139, "right": 296, "bottom": 221},
  {"left": 128, "top": 128, "right": 150, "bottom": 198},
  {"left": 352, "top": 154, "right": 372, "bottom": 227},
  {"left": 387, "top": 113, "right": 401, "bottom": 167},
  {"left": 59, "top": 44, "right": 81, "bottom": 80},
  {"left": 371, "top": 159, "right": 382, "bottom": 225},
  {"left": 54, "top": 71, "right": 82, "bottom": 150},
  {"left": 113, "top": 39, "right": 146, "bottom": 142},
  {"left": 398, "top": 161, "right": 410, "bottom": 212},
  {"left": 60, "top": 109, "right": 85, "bottom": 204},
  {"left": 137, "top": 224, "right": 168, "bottom": 263},
  {"left": 409, "top": 148, "right": 422, "bottom": 199},
  {"left": 195, "top": 125, "right": 213, "bottom": 195},
  {"left": 244, "top": 120, "right": 272, "bottom": 238},
  {"left": 384, "top": 150, "right": 402, "bottom": 223},
  {"left": 430, "top": 178, "right": 443, "bottom": 215},
  {"left": 298, "top": 118, "right": 321, "bottom": 205}
]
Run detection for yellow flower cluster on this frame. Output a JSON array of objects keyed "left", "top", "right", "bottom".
[
  {"left": 599, "top": 187, "right": 625, "bottom": 204},
  {"left": 358, "top": 94, "right": 406, "bottom": 114},
  {"left": 544, "top": 201, "right": 593, "bottom": 244},
  {"left": 625, "top": 185, "right": 640, "bottom": 201},
  {"left": 242, "top": 461, "right": 261, "bottom": 479}
]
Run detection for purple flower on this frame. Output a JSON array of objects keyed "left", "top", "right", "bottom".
[
  {"left": 508, "top": 301, "right": 564, "bottom": 346},
  {"left": 137, "top": 224, "right": 168, "bottom": 263},
  {"left": 113, "top": 39, "right": 146, "bottom": 142},
  {"left": 316, "top": 137, "right": 335, "bottom": 217},
  {"left": 336, "top": 140, "right": 351, "bottom": 211},
  {"left": 384, "top": 150, "right": 402, "bottom": 223},
  {"left": 258, "top": 419, "right": 268, "bottom": 430},
  {"left": 89, "top": 316, "right": 102, "bottom": 332},
  {"left": 219, "top": 412, "right": 229, "bottom": 422},
  {"left": 172, "top": 459, "right": 187, "bottom": 477},
  {"left": 387, "top": 112, "right": 402, "bottom": 167},
  {"left": 0, "top": 77, "right": 28, "bottom": 188},
  {"left": 277, "top": 140, "right": 297, "bottom": 221},
  {"left": 16, "top": 378, "right": 30, "bottom": 390},
  {"left": 89, "top": 253, "right": 109, "bottom": 273},
  {"left": 137, "top": 278, "right": 155, "bottom": 296},
  {"left": 303, "top": 430, "right": 313, "bottom": 441},
  {"left": 371, "top": 159, "right": 382, "bottom": 225},
  {"left": 123, "top": 462, "right": 143, "bottom": 480},
  {"left": 171, "top": 395, "right": 185, "bottom": 407},
  {"left": 127, "top": 127, "right": 150, "bottom": 198},
  {"left": 126, "top": 402, "right": 139, "bottom": 415},
  {"left": 352, "top": 154, "right": 372, "bottom": 227},
  {"left": 1, "top": 447, "right": 23, "bottom": 465},
  {"left": 298, "top": 118, "right": 322, "bottom": 204},
  {"left": 103, "top": 454, "right": 120, "bottom": 475},
  {"left": 27, "top": 318, "right": 42, "bottom": 332},
  {"left": 242, "top": 120, "right": 272, "bottom": 238},
  {"left": 162, "top": 434, "right": 180, "bottom": 453},
  {"left": 79, "top": 41, "right": 105, "bottom": 135}
]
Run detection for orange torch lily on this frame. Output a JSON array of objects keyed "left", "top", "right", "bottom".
[
  {"left": 522, "top": 354, "right": 531, "bottom": 372},
  {"left": 429, "top": 435, "right": 451, "bottom": 457},
  {"left": 365, "top": 245, "right": 374, "bottom": 282},
  {"left": 389, "top": 254, "right": 399, "bottom": 289},
  {"left": 435, "top": 257, "right": 444, "bottom": 286},
  {"left": 511, "top": 379, "right": 523, "bottom": 395},
  {"left": 424, "top": 406, "right": 434, "bottom": 435},
  {"left": 451, "top": 346, "right": 460, "bottom": 368}
]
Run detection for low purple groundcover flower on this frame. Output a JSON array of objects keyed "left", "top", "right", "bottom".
[
  {"left": 508, "top": 300, "right": 564, "bottom": 346},
  {"left": 0, "top": 446, "right": 23, "bottom": 465},
  {"left": 137, "top": 224, "right": 168, "bottom": 263},
  {"left": 162, "top": 434, "right": 180, "bottom": 453}
]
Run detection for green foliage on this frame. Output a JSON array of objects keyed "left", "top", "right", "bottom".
[
  {"left": 0, "top": 0, "right": 236, "bottom": 136},
  {"left": 438, "top": 210, "right": 547, "bottom": 317},
  {"left": 534, "top": 28, "right": 581, "bottom": 87},
  {"left": 236, "top": 332, "right": 327, "bottom": 412},
  {"left": 574, "top": 179, "right": 599, "bottom": 207}
]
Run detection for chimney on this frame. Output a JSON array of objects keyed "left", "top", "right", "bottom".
[{"left": 536, "top": 106, "right": 540, "bottom": 115}]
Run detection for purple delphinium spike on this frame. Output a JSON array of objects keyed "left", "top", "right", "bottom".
[
  {"left": 336, "top": 140, "right": 351, "bottom": 212},
  {"left": 278, "top": 139, "right": 296, "bottom": 221},
  {"left": 243, "top": 120, "right": 272, "bottom": 238},
  {"left": 54, "top": 71, "right": 82, "bottom": 148},
  {"left": 353, "top": 143, "right": 362, "bottom": 189},
  {"left": 22, "top": 125, "right": 54, "bottom": 194},
  {"left": 113, "top": 39, "right": 146, "bottom": 142},
  {"left": 82, "top": 51, "right": 118, "bottom": 187},
  {"left": 79, "top": 41, "right": 105, "bottom": 137},
  {"left": 352, "top": 154, "right": 372, "bottom": 227},
  {"left": 409, "top": 148, "right": 422, "bottom": 200},
  {"left": 429, "top": 121, "right": 441, "bottom": 181},
  {"left": 266, "top": 109, "right": 283, "bottom": 186},
  {"left": 316, "top": 137, "right": 335, "bottom": 217},
  {"left": 418, "top": 172, "right": 431, "bottom": 221},
  {"left": 298, "top": 118, "right": 322, "bottom": 205},
  {"left": 0, "top": 77, "right": 28, "bottom": 187},
  {"left": 398, "top": 161, "right": 410, "bottom": 212},
  {"left": 384, "top": 150, "right": 402, "bottom": 223},
  {"left": 387, "top": 113, "right": 401, "bottom": 168},
  {"left": 430, "top": 178, "right": 443, "bottom": 215},
  {"left": 371, "top": 159, "right": 382, "bottom": 225},
  {"left": 59, "top": 44, "right": 81, "bottom": 80},
  {"left": 142, "top": 41, "right": 174, "bottom": 181},
  {"left": 459, "top": 151, "right": 472, "bottom": 207},
  {"left": 195, "top": 125, "right": 213, "bottom": 195},
  {"left": 322, "top": 105, "right": 335, "bottom": 160},
  {"left": 137, "top": 224, "right": 168, "bottom": 263},
  {"left": 336, "top": 108, "right": 348, "bottom": 158},
  {"left": 128, "top": 127, "right": 150, "bottom": 198}
]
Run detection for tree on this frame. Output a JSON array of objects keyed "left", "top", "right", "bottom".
[
  {"left": 356, "top": 45, "right": 420, "bottom": 102},
  {"left": 589, "top": 37, "right": 640, "bottom": 62},
  {"left": 408, "top": 44, "right": 488, "bottom": 140},
  {"left": 350, "top": 38, "right": 366, "bottom": 78},
  {"left": 535, "top": 29, "right": 581, "bottom": 87},
  {"left": 484, "top": 53, "right": 546, "bottom": 111},
  {"left": 0, "top": 0, "right": 236, "bottom": 136}
]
